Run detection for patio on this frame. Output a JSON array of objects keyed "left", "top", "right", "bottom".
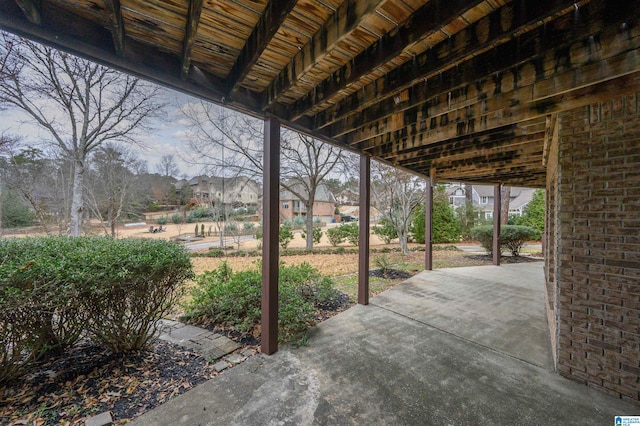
[{"left": 132, "top": 263, "right": 636, "bottom": 425}]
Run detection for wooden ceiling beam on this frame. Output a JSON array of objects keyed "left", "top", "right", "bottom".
[
  {"left": 265, "top": 0, "right": 482, "bottom": 111},
  {"left": 0, "top": 7, "right": 261, "bottom": 112},
  {"left": 260, "top": 0, "right": 393, "bottom": 107},
  {"left": 103, "top": 0, "right": 125, "bottom": 57},
  {"left": 225, "top": 0, "right": 298, "bottom": 96},
  {"left": 181, "top": 0, "right": 203, "bottom": 80},
  {"left": 345, "top": 50, "right": 640, "bottom": 151},
  {"left": 14, "top": 0, "right": 40, "bottom": 25},
  {"left": 391, "top": 131, "right": 545, "bottom": 166},
  {"left": 273, "top": 0, "right": 487, "bottom": 118},
  {"left": 319, "top": 0, "right": 615, "bottom": 138}
]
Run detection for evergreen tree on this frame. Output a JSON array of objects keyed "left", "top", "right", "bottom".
[
  {"left": 412, "top": 185, "right": 461, "bottom": 244},
  {"left": 515, "top": 189, "right": 545, "bottom": 232}
]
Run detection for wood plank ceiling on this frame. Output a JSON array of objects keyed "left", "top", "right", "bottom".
[{"left": 1, "top": 0, "right": 640, "bottom": 187}]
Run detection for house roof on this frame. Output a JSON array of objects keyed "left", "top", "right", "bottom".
[
  {"left": 280, "top": 180, "right": 336, "bottom": 203},
  {"left": 2, "top": 1, "right": 638, "bottom": 188}
]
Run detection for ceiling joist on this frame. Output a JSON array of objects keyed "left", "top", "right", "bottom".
[
  {"left": 103, "top": 0, "right": 124, "bottom": 57},
  {"left": 181, "top": 0, "right": 203, "bottom": 80},
  {"left": 225, "top": 0, "right": 298, "bottom": 95}
]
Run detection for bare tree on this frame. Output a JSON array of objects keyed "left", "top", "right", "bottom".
[
  {"left": 0, "top": 34, "right": 164, "bottom": 236},
  {"left": 155, "top": 154, "right": 180, "bottom": 178},
  {"left": 280, "top": 132, "right": 342, "bottom": 249},
  {"left": 371, "top": 162, "right": 425, "bottom": 254},
  {"left": 84, "top": 144, "right": 143, "bottom": 237},
  {"left": 0, "top": 139, "right": 57, "bottom": 233},
  {"left": 180, "top": 101, "right": 344, "bottom": 249}
]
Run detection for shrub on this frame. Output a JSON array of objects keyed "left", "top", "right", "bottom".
[
  {"left": 293, "top": 215, "right": 305, "bottom": 226},
  {"left": 471, "top": 225, "right": 539, "bottom": 256},
  {"left": 279, "top": 224, "right": 294, "bottom": 249},
  {"left": 187, "top": 207, "right": 214, "bottom": 223},
  {"left": 501, "top": 225, "right": 539, "bottom": 256},
  {"left": 1, "top": 192, "right": 37, "bottom": 228},
  {"left": 156, "top": 216, "right": 168, "bottom": 225},
  {"left": 340, "top": 222, "right": 359, "bottom": 246},
  {"left": 171, "top": 213, "right": 184, "bottom": 224},
  {"left": 243, "top": 222, "right": 255, "bottom": 231},
  {"left": 471, "top": 225, "right": 497, "bottom": 255},
  {"left": 225, "top": 223, "right": 238, "bottom": 233},
  {"left": 326, "top": 226, "right": 345, "bottom": 246},
  {"left": 186, "top": 262, "right": 340, "bottom": 342},
  {"left": 372, "top": 218, "right": 397, "bottom": 244},
  {"left": 301, "top": 226, "right": 323, "bottom": 244},
  {"left": 0, "top": 237, "right": 193, "bottom": 382},
  {"left": 374, "top": 255, "right": 392, "bottom": 274}
]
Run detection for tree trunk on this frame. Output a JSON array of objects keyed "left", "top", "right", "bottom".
[
  {"left": 69, "top": 160, "right": 85, "bottom": 236},
  {"left": 398, "top": 230, "right": 409, "bottom": 254},
  {"left": 501, "top": 186, "right": 510, "bottom": 225},
  {"left": 109, "top": 206, "right": 116, "bottom": 237},
  {"left": 304, "top": 201, "right": 314, "bottom": 250}
]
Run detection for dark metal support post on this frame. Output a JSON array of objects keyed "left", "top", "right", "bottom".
[
  {"left": 493, "top": 184, "right": 501, "bottom": 266},
  {"left": 358, "top": 155, "right": 370, "bottom": 305},
  {"left": 425, "top": 178, "right": 433, "bottom": 271},
  {"left": 261, "top": 117, "right": 280, "bottom": 354}
]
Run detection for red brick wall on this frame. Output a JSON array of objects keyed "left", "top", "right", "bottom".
[
  {"left": 544, "top": 119, "right": 560, "bottom": 364},
  {"left": 554, "top": 93, "right": 640, "bottom": 403}
]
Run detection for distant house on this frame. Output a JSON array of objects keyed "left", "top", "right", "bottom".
[
  {"left": 335, "top": 188, "right": 359, "bottom": 206},
  {"left": 279, "top": 180, "right": 336, "bottom": 224},
  {"left": 189, "top": 175, "right": 260, "bottom": 208},
  {"left": 445, "top": 184, "right": 536, "bottom": 220}
]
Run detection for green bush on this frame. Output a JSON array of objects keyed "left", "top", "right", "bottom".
[
  {"left": 341, "top": 222, "right": 359, "bottom": 246},
  {"left": 243, "top": 222, "right": 255, "bottom": 231},
  {"left": 293, "top": 215, "right": 305, "bottom": 226},
  {"left": 0, "top": 237, "right": 193, "bottom": 382},
  {"left": 1, "top": 192, "right": 37, "bottom": 228},
  {"left": 501, "top": 225, "right": 539, "bottom": 256},
  {"left": 187, "top": 207, "right": 214, "bottom": 223},
  {"left": 279, "top": 224, "right": 294, "bottom": 249},
  {"left": 372, "top": 218, "right": 397, "bottom": 244},
  {"left": 186, "top": 262, "right": 340, "bottom": 342},
  {"left": 326, "top": 226, "right": 345, "bottom": 246},
  {"left": 471, "top": 225, "right": 499, "bottom": 255},
  {"left": 471, "top": 225, "right": 539, "bottom": 256},
  {"left": 156, "top": 216, "right": 168, "bottom": 225},
  {"left": 513, "top": 189, "right": 545, "bottom": 233},
  {"left": 301, "top": 226, "right": 323, "bottom": 244},
  {"left": 171, "top": 213, "right": 184, "bottom": 224},
  {"left": 412, "top": 187, "right": 461, "bottom": 244}
]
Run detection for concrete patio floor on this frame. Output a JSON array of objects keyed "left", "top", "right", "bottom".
[{"left": 132, "top": 263, "right": 637, "bottom": 425}]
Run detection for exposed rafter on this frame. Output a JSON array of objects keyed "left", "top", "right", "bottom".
[
  {"left": 261, "top": 0, "right": 387, "bottom": 107},
  {"left": 225, "top": 0, "right": 298, "bottom": 96},
  {"left": 181, "top": 0, "right": 203, "bottom": 80},
  {"left": 343, "top": 45, "right": 640, "bottom": 150},
  {"left": 103, "top": 0, "right": 125, "bottom": 57},
  {"left": 311, "top": 0, "right": 584, "bottom": 135},
  {"left": 267, "top": 0, "right": 487, "bottom": 116},
  {"left": 14, "top": 0, "right": 40, "bottom": 25}
]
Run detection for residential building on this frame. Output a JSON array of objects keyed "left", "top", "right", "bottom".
[
  {"left": 189, "top": 175, "right": 260, "bottom": 208},
  {"left": 279, "top": 180, "right": 336, "bottom": 224},
  {"left": 446, "top": 184, "right": 536, "bottom": 220}
]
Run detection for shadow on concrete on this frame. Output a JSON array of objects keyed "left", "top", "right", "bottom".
[{"left": 133, "top": 262, "right": 636, "bottom": 425}]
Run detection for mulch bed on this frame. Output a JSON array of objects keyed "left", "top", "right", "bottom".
[
  {"left": 0, "top": 340, "right": 218, "bottom": 425},
  {"left": 369, "top": 268, "right": 414, "bottom": 280},
  {"left": 0, "top": 257, "right": 540, "bottom": 425}
]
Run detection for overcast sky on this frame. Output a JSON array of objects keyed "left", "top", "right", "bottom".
[{"left": 0, "top": 84, "right": 207, "bottom": 178}]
